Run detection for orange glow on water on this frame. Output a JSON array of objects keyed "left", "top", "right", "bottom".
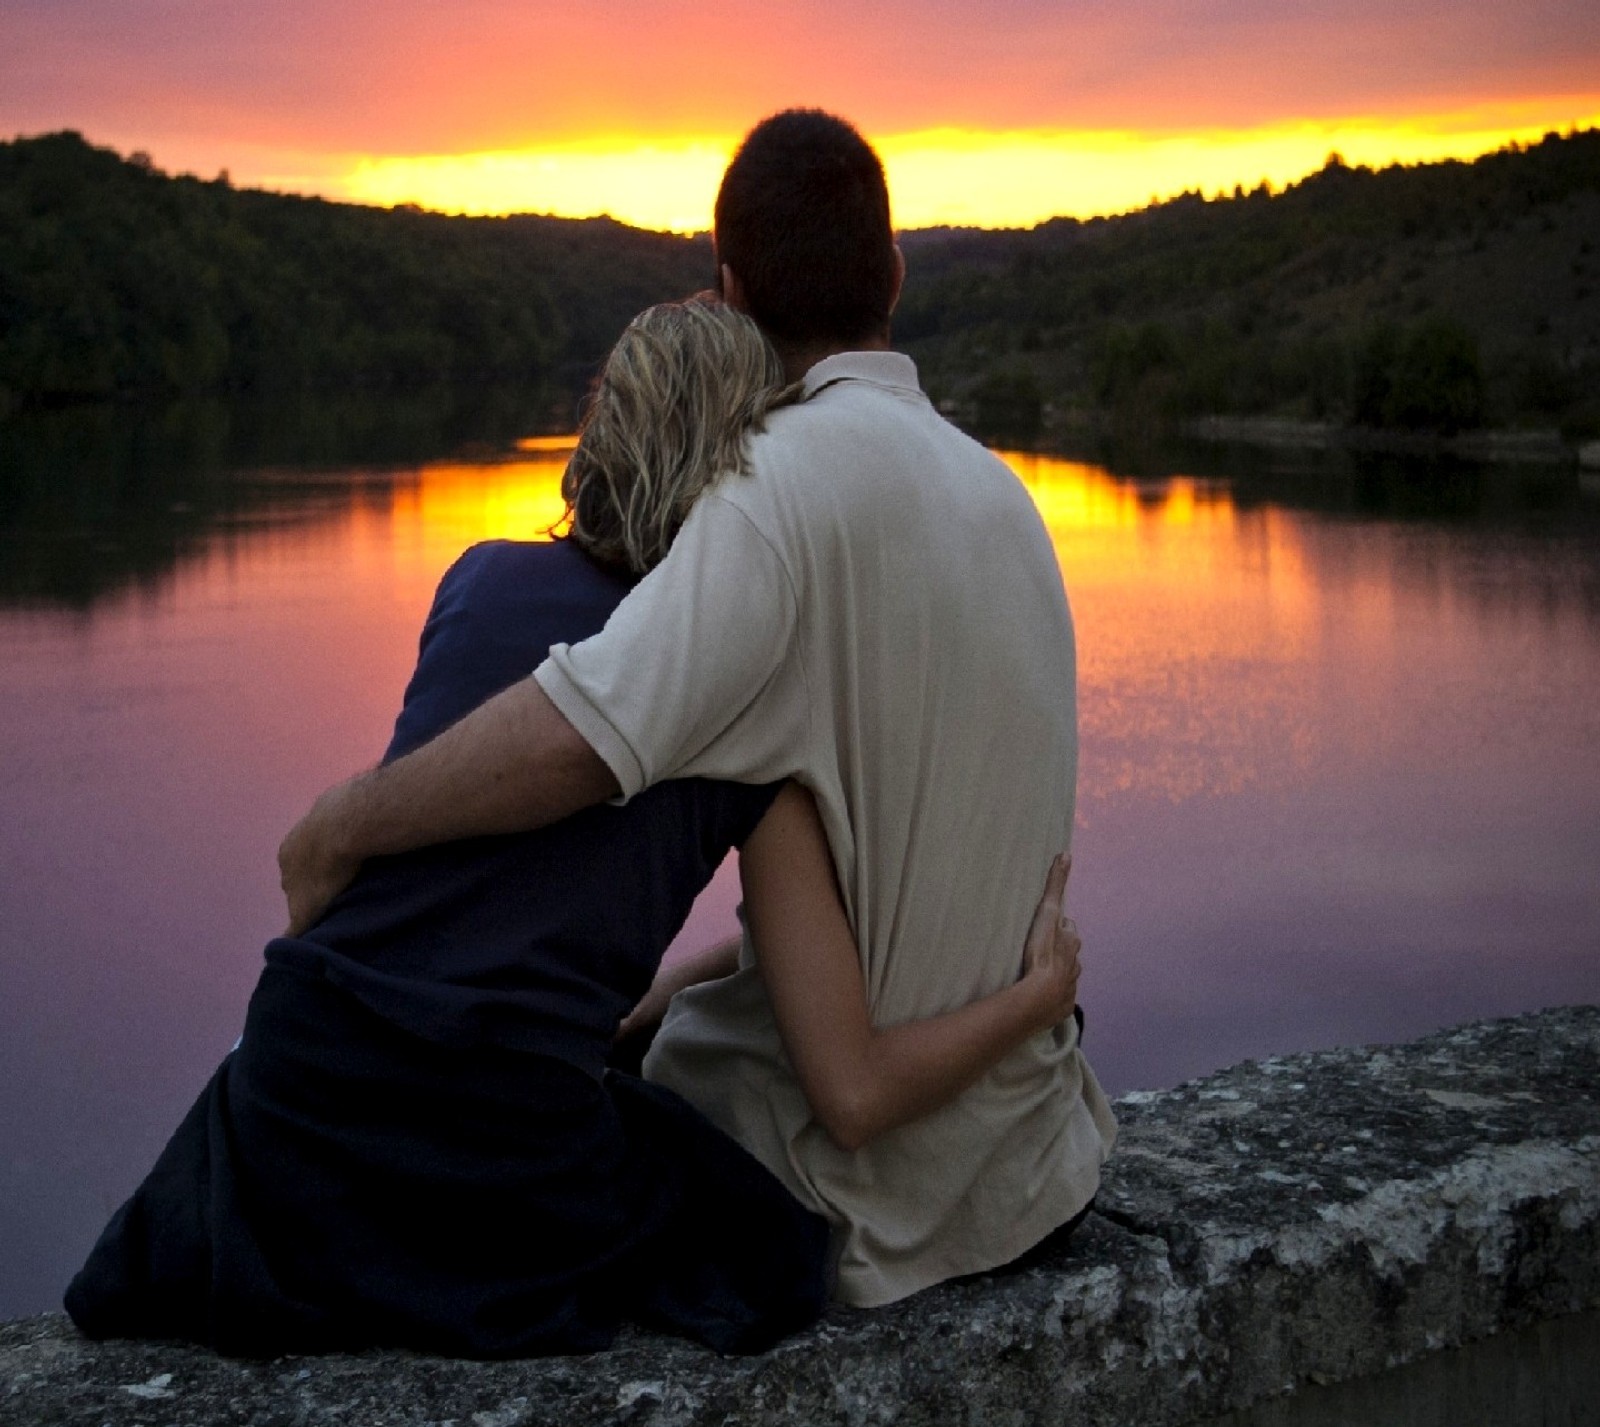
[
  {"left": 175, "top": 444, "right": 1596, "bottom": 826},
  {"left": 209, "top": 447, "right": 1329, "bottom": 817},
  {"left": 389, "top": 456, "right": 572, "bottom": 560}
]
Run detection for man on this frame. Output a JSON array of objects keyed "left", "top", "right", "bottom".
[{"left": 280, "top": 109, "right": 1115, "bottom": 1306}]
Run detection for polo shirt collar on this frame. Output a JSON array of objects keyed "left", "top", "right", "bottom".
[{"left": 801, "top": 350, "right": 923, "bottom": 400}]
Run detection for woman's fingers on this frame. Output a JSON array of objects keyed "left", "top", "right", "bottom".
[
  {"left": 1052, "top": 912, "right": 1082, "bottom": 1022},
  {"left": 1026, "top": 853, "right": 1070, "bottom": 953},
  {"left": 1052, "top": 856, "right": 1074, "bottom": 955},
  {"left": 1060, "top": 915, "right": 1082, "bottom": 980},
  {"left": 1018, "top": 852, "right": 1082, "bottom": 1025},
  {"left": 1058, "top": 912, "right": 1081, "bottom": 958},
  {"left": 1041, "top": 852, "right": 1069, "bottom": 920}
]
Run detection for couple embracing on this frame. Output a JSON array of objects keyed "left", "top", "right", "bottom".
[{"left": 66, "top": 110, "right": 1116, "bottom": 1358}]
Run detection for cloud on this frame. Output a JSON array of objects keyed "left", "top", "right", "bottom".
[{"left": 5, "top": 0, "right": 1599, "bottom": 156}]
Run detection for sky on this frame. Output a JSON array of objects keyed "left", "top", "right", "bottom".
[{"left": 4, "top": 0, "right": 1599, "bottom": 230}]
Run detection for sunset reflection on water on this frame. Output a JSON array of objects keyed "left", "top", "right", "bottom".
[
  {"left": 1009, "top": 452, "right": 1323, "bottom": 807},
  {"left": 230, "top": 444, "right": 1600, "bottom": 847},
  {"left": 309, "top": 450, "right": 1326, "bottom": 823},
  {"left": 390, "top": 453, "right": 572, "bottom": 561}
]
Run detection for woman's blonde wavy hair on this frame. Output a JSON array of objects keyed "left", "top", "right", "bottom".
[{"left": 563, "top": 297, "right": 798, "bottom": 575}]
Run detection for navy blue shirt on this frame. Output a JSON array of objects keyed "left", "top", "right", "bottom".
[{"left": 267, "top": 539, "right": 780, "bottom": 1075}]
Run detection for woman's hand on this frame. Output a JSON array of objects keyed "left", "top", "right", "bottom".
[
  {"left": 1019, "top": 854, "right": 1080, "bottom": 1032},
  {"left": 615, "top": 935, "right": 741, "bottom": 1043},
  {"left": 743, "top": 784, "right": 1090, "bottom": 1152}
]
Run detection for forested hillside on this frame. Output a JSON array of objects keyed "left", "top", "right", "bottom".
[
  {"left": 2, "top": 128, "right": 1596, "bottom": 442},
  {"left": 0, "top": 132, "right": 709, "bottom": 413},
  {"left": 899, "top": 128, "right": 1600, "bottom": 441}
]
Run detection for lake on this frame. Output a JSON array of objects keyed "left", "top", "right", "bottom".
[{"left": 1, "top": 400, "right": 1597, "bottom": 1321}]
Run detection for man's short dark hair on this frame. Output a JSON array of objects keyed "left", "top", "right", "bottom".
[{"left": 714, "top": 110, "right": 896, "bottom": 348}]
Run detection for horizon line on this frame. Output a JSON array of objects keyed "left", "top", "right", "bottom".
[{"left": 11, "top": 108, "right": 1599, "bottom": 235}]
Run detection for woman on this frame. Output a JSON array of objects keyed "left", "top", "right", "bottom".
[{"left": 66, "top": 298, "right": 1081, "bottom": 1359}]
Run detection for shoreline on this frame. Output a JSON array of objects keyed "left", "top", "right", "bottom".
[
  {"left": 10, "top": 386, "right": 1599, "bottom": 480},
  {"left": 1182, "top": 414, "right": 1591, "bottom": 466}
]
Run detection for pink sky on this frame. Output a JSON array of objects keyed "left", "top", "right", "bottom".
[{"left": 4, "top": 0, "right": 1598, "bottom": 226}]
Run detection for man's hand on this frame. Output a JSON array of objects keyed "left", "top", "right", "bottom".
[
  {"left": 273, "top": 677, "right": 620, "bottom": 936},
  {"left": 278, "top": 778, "right": 363, "bottom": 935}
]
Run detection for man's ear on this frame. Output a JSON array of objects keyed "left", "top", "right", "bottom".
[
  {"left": 720, "top": 263, "right": 750, "bottom": 313},
  {"left": 888, "top": 244, "right": 906, "bottom": 315}
]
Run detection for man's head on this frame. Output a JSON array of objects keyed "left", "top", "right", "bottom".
[{"left": 714, "top": 110, "right": 902, "bottom": 357}]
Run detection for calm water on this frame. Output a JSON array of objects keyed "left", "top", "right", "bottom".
[{"left": 2, "top": 403, "right": 1598, "bottom": 1320}]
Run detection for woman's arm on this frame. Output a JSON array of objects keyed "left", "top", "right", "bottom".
[{"left": 740, "top": 782, "right": 1079, "bottom": 1153}]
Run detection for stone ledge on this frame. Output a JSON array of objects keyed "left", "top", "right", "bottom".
[{"left": 4, "top": 1006, "right": 1596, "bottom": 1426}]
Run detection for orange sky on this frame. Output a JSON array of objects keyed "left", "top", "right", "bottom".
[{"left": 4, "top": 0, "right": 1598, "bottom": 229}]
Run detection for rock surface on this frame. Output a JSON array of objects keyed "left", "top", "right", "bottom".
[{"left": 4, "top": 1006, "right": 1597, "bottom": 1427}]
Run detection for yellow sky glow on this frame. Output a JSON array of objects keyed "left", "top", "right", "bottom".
[{"left": 325, "top": 100, "right": 1600, "bottom": 231}]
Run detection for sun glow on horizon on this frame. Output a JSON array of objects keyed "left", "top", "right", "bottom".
[{"left": 321, "top": 99, "right": 1600, "bottom": 231}]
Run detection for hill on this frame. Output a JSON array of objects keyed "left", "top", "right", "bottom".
[
  {"left": 2, "top": 128, "right": 1596, "bottom": 442},
  {"left": 897, "top": 128, "right": 1600, "bottom": 443},
  {"left": 0, "top": 132, "right": 710, "bottom": 417}
]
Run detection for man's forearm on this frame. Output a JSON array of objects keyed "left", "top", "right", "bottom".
[
  {"left": 280, "top": 675, "right": 619, "bottom": 932},
  {"left": 342, "top": 676, "right": 617, "bottom": 853}
]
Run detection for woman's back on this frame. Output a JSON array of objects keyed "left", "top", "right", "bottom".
[{"left": 272, "top": 538, "right": 778, "bottom": 1074}]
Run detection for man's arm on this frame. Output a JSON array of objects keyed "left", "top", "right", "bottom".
[
  {"left": 278, "top": 676, "right": 618, "bottom": 934},
  {"left": 282, "top": 492, "right": 796, "bottom": 933}
]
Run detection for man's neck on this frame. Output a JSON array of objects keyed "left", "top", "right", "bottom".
[{"left": 776, "top": 332, "right": 893, "bottom": 385}]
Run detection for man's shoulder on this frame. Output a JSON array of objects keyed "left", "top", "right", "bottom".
[{"left": 736, "top": 381, "right": 1013, "bottom": 511}]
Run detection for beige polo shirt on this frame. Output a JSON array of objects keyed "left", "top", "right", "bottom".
[{"left": 534, "top": 351, "right": 1116, "bottom": 1307}]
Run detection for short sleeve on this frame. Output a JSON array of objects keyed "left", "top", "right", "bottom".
[
  {"left": 383, "top": 543, "right": 494, "bottom": 764},
  {"left": 534, "top": 495, "right": 803, "bottom": 796}
]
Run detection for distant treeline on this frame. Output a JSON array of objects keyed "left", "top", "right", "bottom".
[
  {"left": 899, "top": 128, "right": 1600, "bottom": 442},
  {"left": 0, "top": 132, "right": 708, "bottom": 417},
  {"left": 3, "top": 128, "right": 1598, "bottom": 441}
]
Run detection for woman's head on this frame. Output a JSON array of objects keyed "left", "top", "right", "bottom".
[{"left": 563, "top": 298, "right": 795, "bottom": 575}]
